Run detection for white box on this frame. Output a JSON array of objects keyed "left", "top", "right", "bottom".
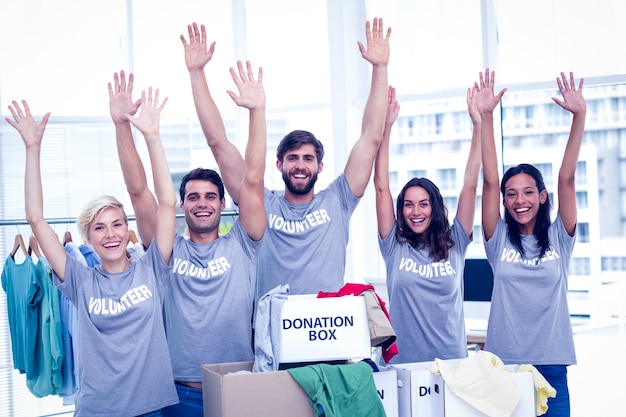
[
  {"left": 444, "top": 368, "right": 535, "bottom": 417},
  {"left": 373, "top": 369, "right": 400, "bottom": 417},
  {"left": 279, "top": 294, "right": 371, "bottom": 364},
  {"left": 391, "top": 362, "right": 445, "bottom": 417}
]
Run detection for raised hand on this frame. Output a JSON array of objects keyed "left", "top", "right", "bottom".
[
  {"left": 108, "top": 70, "right": 141, "bottom": 124},
  {"left": 180, "top": 22, "right": 216, "bottom": 72},
  {"left": 6, "top": 100, "right": 50, "bottom": 149},
  {"left": 226, "top": 60, "right": 265, "bottom": 111},
  {"left": 126, "top": 87, "right": 168, "bottom": 137},
  {"left": 357, "top": 17, "right": 392, "bottom": 66},
  {"left": 385, "top": 85, "right": 400, "bottom": 126},
  {"left": 476, "top": 68, "right": 507, "bottom": 115},
  {"left": 552, "top": 72, "right": 586, "bottom": 115},
  {"left": 466, "top": 85, "right": 481, "bottom": 125}
]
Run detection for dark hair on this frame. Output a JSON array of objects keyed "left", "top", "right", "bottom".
[
  {"left": 276, "top": 130, "right": 324, "bottom": 163},
  {"left": 395, "top": 177, "right": 454, "bottom": 261},
  {"left": 179, "top": 168, "right": 225, "bottom": 202},
  {"left": 501, "top": 163, "right": 551, "bottom": 258}
]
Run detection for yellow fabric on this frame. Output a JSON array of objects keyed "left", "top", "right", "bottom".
[
  {"left": 430, "top": 351, "right": 520, "bottom": 417},
  {"left": 517, "top": 364, "right": 556, "bottom": 416}
]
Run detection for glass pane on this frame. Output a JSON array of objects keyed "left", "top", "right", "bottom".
[{"left": 494, "top": 0, "right": 626, "bottom": 83}]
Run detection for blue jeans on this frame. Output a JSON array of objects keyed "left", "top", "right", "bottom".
[
  {"left": 162, "top": 383, "right": 204, "bottom": 417},
  {"left": 535, "top": 365, "right": 570, "bottom": 417}
]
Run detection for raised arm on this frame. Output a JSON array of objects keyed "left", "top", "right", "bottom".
[
  {"left": 126, "top": 88, "right": 176, "bottom": 263},
  {"left": 181, "top": 22, "right": 245, "bottom": 203},
  {"left": 476, "top": 69, "right": 507, "bottom": 240},
  {"left": 108, "top": 70, "right": 158, "bottom": 244},
  {"left": 344, "top": 17, "right": 391, "bottom": 198},
  {"left": 455, "top": 85, "right": 482, "bottom": 237},
  {"left": 552, "top": 72, "right": 586, "bottom": 236},
  {"left": 6, "top": 101, "right": 67, "bottom": 279},
  {"left": 374, "top": 86, "right": 400, "bottom": 239},
  {"left": 226, "top": 61, "right": 266, "bottom": 241}
]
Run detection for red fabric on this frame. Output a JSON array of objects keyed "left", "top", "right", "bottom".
[{"left": 318, "top": 283, "right": 398, "bottom": 363}]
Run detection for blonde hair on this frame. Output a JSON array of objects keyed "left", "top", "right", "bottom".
[{"left": 77, "top": 195, "right": 128, "bottom": 243}]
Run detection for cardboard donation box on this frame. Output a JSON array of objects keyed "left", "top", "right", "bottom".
[
  {"left": 202, "top": 361, "right": 314, "bottom": 417},
  {"left": 391, "top": 362, "right": 445, "bottom": 417},
  {"left": 202, "top": 361, "right": 400, "bottom": 417},
  {"left": 279, "top": 294, "right": 371, "bottom": 364}
]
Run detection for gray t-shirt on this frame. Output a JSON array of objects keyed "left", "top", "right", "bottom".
[
  {"left": 257, "top": 174, "right": 359, "bottom": 298},
  {"left": 54, "top": 240, "right": 178, "bottom": 417},
  {"left": 380, "top": 218, "right": 471, "bottom": 363},
  {"left": 165, "top": 221, "right": 259, "bottom": 381},
  {"left": 484, "top": 215, "right": 577, "bottom": 365}
]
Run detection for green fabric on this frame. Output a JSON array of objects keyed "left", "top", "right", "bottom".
[{"left": 287, "top": 362, "right": 386, "bottom": 417}]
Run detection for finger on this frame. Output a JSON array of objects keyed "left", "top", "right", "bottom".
[
  {"left": 237, "top": 60, "right": 247, "bottom": 81},
  {"left": 365, "top": 20, "right": 372, "bottom": 41},
  {"left": 154, "top": 88, "right": 160, "bottom": 108},
  {"left": 578, "top": 77, "right": 584, "bottom": 91},
  {"left": 560, "top": 72, "right": 568, "bottom": 90},
  {"left": 569, "top": 71, "right": 575, "bottom": 89},
  {"left": 479, "top": 72, "right": 485, "bottom": 88},
  {"left": 200, "top": 24, "right": 207, "bottom": 44},
  {"left": 120, "top": 70, "right": 127, "bottom": 92},
  {"left": 187, "top": 24, "right": 193, "bottom": 41},
  {"left": 147, "top": 87, "right": 154, "bottom": 107},
  {"left": 490, "top": 69, "right": 495, "bottom": 86},
  {"left": 192, "top": 22, "right": 200, "bottom": 41},
  {"left": 157, "top": 96, "right": 168, "bottom": 112},
  {"left": 22, "top": 100, "right": 32, "bottom": 118},
  {"left": 246, "top": 60, "right": 254, "bottom": 82},
  {"left": 229, "top": 67, "right": 241, "bottom": 86},
  {"left": 257, "top": 66, "right": 263, "bottom": 84},
  {"left": 40, "top": 112, "right": 51, "bottom": 130},
  {"left": 107, "top": 82, "right": 114, "bottom": 97},
  {"left": 386, "top": 26, "right": 392, "bottom": 40},
  {"left": 180, "top": 33, "right": 188, "bottom": 47},
  {"left": 127, "top": 72, "right": 134, "bottom": 93},
  {"left": 556, "top": 76, "right": 564, "bottom": 93}
]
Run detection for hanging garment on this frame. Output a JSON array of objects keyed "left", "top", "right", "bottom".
[
  {"left": 318, "top": 283, "right": 398, "bottom": 363},
  {"left": 287, "top": 361, "right": 386, "bottom": 417},
  {"left": 1, "top": 254, "right": 63, "bottom": 397}
]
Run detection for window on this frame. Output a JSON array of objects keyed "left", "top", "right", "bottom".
[{"left": 436, "top": 168, "right": 457, "bottom": 191}]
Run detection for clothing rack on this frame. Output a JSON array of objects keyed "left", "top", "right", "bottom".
[{"left": 0, "top": 210, "right": 239, "bottom": 227}]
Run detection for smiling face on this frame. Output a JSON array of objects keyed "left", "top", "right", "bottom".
[
  {"left": 181, "top": 179, "right": 225, "bottom": 241},
  {"left": 277, "top": 143, "right": 323, "bottom": 202},
  {"left": 401, "top": 186, "right": 433, "bottom": 235},
  {"left": 503, "top": 172, "right": 547, "bottom": 234},
  {"left": 87, "top": 207, "right": 130, "bottom": 264}
]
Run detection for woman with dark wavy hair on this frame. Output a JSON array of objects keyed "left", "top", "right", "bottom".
[
  {"left": 374, "top": 83, "right": 483, "bottom": 363},
  {"left": 480, "top": 69, "right": 586, "bottom": 417}
]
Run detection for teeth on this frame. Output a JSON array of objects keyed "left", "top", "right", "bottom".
[
  {"left": 515, "top": 208, "right": 530, "bottom": 213},
  {"left": 195, "top": 212, "right": 210, "bottom": 217},
  {"left": 104, "top": 242, "right": 119, "bottom": 248}
]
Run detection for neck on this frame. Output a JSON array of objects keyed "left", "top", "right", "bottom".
[
  {"left": 283, "top": 189, "right": 315, "bottom": 205},
  {"left": 189, "top": 229, "right": 220, "bottom": 244}
]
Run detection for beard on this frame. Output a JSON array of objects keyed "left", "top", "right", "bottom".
[{"left": 283, "top": 170, "right": 318, "bottom": 195}]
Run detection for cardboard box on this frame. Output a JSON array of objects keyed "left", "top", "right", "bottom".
[
  {"left": 202, "top": 361, "right": 399, "bottom": 417},
  {"left": 279, "top": 294, "right": 371, "bottom": 364},
  {"left": 202, "top": 361, "right": 314, "bottom": 417},
  {"left": 391, "top": 362, "right": 445, "bottom": 417}
]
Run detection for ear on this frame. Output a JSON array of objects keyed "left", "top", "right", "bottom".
[
  {"left": 276, "top": 160, "right": 283, "bottom": 172},
  {"left": 221, "top": 198, "right": 226, "bottom": 210},
  {"left": 179, "top": 200, "right": 184, "bottom": 210},
  {"left": 317, "top": 161, "right": 324, "bottom": 174},
  {"left": 539, "top": 189, "right": 548, "bottom": 204}
]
